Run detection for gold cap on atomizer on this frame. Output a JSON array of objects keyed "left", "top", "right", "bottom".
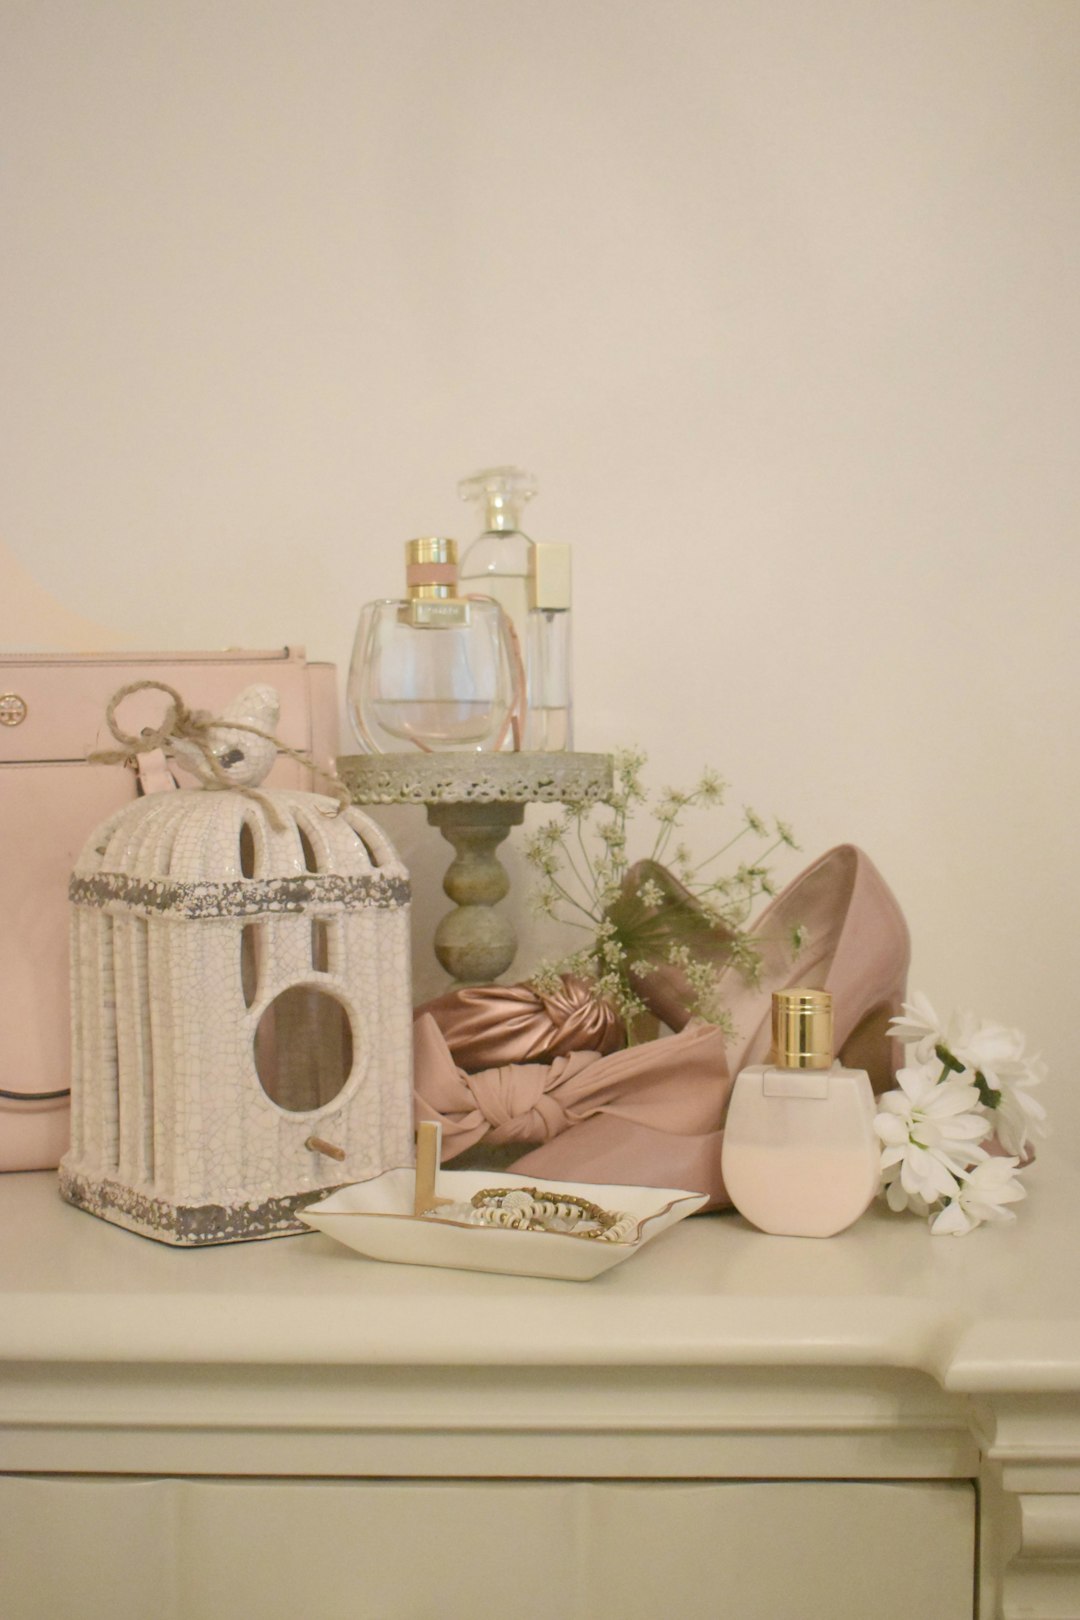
[{"left": 772, "top": 988, "right": 834, "bottom": 1070}]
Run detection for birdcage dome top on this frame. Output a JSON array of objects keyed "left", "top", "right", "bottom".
[{"left": 70, "top": 787, "right": 409, "bottom": 919}]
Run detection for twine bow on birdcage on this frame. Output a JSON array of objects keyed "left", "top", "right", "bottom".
[{"left": 89, "top": 679, "right": 351, "bottom": 816}]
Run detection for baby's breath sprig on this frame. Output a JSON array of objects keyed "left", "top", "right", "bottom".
[{"left": 525, "top": 749, "right": 797, "bottom": 1040}]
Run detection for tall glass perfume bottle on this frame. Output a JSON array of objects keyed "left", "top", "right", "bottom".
[
  {"left": 347, "top": 538, "right": 520, "bottom": 754},
  {"left": 459, "top": 466, "right": 572, "bottom": 752},
  {"left": 721, "top": 989, "right": 879, "bottom": 1237},
  {"left": 458, "top": 466, "right": 537, "bottom": 632}
]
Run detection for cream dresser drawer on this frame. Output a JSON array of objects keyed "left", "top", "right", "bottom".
[{"left": 1, "top": 1474, "right": 974, "bottom": 1620}]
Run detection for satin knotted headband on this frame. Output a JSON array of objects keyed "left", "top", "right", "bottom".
[
  {"left": 415, "top": 974, "right": 626, "bottom": 1069},
  {"left": 412, "top": 1013, "right": 736, "bottom": 1210}
]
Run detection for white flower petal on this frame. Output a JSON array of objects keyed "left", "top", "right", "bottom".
[
  {"left": 885, "top": 1178, "right": 910, "bottom": 1213},
  {"left": 960, "top": 1166, "right": 1027, "bottom": 1210},
  {"left": 936, "top": 1112, "right": 992, "bottom": 1142},
  {"left": 874, "top": 1114, "right": 910, "bottom": 1145},
  {"left": 896, "top": 1064, "right": 939, "bottom": 1104},
  {"left": 900, "top": 1145, "right": 930, "bottom": 1195},
  {"left": 922, "top": 1153, "right": 963, "bottom": 1201},
  {"left": 924, "top": 1083, "right": 983, "bottom": 1118},
  {"left": 962, "top": 1156, "right": 1020, "bottom": 1184},
  {"left": 889, "top": 993, "right": 942, "bottom": 1049},
  {"left": 930, "top": 1200, "right": 976, "bottom": 1236},
  {"left": 957, "top": 1022, "right": 1025, "bottom": 1068}
]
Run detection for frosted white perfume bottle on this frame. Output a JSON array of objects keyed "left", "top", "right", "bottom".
[
  {"left": 347, "top": 538, "right": 520, "bottom": 754},
  {"left": 721, "top": 988, "right": 879, "bottom": 1237},
  {"left": 459, "top": 466, "right": 572, "bottom": 752}
]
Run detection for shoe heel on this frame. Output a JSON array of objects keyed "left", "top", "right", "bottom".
[{"left": 839, "top": 992, "right": 905, "bottom": 1093}]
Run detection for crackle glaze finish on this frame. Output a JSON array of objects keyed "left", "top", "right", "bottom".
[{"left": 59, "top": 788, "right": 413, "bottom": 1245}]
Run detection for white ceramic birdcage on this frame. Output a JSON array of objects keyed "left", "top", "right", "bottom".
[{"left": 59, "top": 783, "right": 413, "bottom": 1244}]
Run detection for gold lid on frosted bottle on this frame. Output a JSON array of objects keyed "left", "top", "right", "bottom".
[{"left": 772, "top": 988, "right": 834, "bottom": 1070}]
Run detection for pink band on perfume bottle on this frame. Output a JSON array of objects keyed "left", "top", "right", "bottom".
[{"left": 406, "top": 563, "right": 458, "bottom": 587}]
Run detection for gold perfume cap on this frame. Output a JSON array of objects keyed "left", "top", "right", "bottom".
[
  {"left": 772, "top": 988, "right": 834, "bottom": 1070},
  {"left": 404, "top": 537, "right": 460, "bottom": 601},
  {"left": 405, "top": 536, "right": 458, "bottom": 568},
  {"left": 528, "top": 542, "right": 572, "bottom": 611}
]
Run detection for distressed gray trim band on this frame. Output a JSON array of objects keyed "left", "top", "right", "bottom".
[
  {"left": 69, "top": 870, "right": 411, "bottom": 918},
  {"left": 59, "top": 1164, "right": 336, "bottom": 1245}
]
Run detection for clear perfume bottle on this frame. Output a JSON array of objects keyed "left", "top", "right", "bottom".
[
  {"left": 721, "top": 989, "right": 879, "bottom": 1237},
  {"left": 459, "top": 466, "right": 572, "bottom": 752},
  {"left": 524, "top": 542, "right": 573, "bottom": 751},
  {"left": 458, "top": 465, "right": 537, "bottom": 634},
  {"left": 347, "top": 538, "right": 520, "bottom": 754}
]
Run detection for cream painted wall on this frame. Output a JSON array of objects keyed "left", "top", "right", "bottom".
[{"left": 2, "top": 2, "right": 1078, "bottom": 1122}]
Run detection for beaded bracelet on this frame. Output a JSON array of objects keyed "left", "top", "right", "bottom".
[{"left": 420, "top": 1186, "right": 637, "bottom": 1243}]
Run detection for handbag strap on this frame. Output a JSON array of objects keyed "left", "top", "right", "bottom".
[{"left": 0, "top": 1085, "right": 70, "bottom": 1102}]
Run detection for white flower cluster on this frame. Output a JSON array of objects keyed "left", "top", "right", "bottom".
[{"left": 874, "top": 992, "right": 1048, "bottom": 1237}]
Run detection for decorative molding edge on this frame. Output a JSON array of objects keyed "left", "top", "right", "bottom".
[{"left": 976, "top": 1397, "right": 1080, "bottom": 1619}]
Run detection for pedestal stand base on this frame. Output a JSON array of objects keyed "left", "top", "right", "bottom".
[{"left": 340, "top": 752, "right": 613, "bottom": 985}]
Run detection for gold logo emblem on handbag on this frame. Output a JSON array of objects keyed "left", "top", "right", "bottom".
[{"left": 0, "top": 693, "right": 28, "bottom": 727}]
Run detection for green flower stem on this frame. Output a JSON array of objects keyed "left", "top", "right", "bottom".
[
  {"left": 686, "top": 823, "right": 754, "bottom": 877},
  {"left": 650, "top": 807, "right": 685, "bottom": 864},
  {"left": 974, "top": 1071, "right": 1002, "bottom": 1109},
  {"left": 614, "top": 800, "right": 631, "bottom": 870},
  {"left": 648, "top": 789, "right": 713, "bottom": 864},
  {"left": 754, "top": 835, "right": 788, "bottom": 867},
  {"left": 546, "top": 874, "right": 601, "bottom": 925},
  {"left": 575, "top": 818, "right": 597, "bottom": 886},
  {"left": 557, "top": 837, "right": 592, "bottom": 906}
]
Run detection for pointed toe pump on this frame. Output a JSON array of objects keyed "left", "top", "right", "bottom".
[{"left": 625, "top": 844, "right": 910, "bottom": 1092}]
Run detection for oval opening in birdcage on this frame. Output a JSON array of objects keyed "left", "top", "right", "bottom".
[{"left": 253, "top": 986, "right": 354, "bottom": 1113}]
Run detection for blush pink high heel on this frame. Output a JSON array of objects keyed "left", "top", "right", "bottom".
[
  {"left": 624, "top": 844, "right": 910, "bottom": 1092},
  {"left": 511, "top": 847, "right": 909, "bottom": 1209}
]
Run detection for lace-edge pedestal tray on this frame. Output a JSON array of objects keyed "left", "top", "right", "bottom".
[
  {"left": 338, "top": 753, "right": 614, "bottom": 985},
  {"left": 338, "top": 752, "right": 613, "bottom": 807}
]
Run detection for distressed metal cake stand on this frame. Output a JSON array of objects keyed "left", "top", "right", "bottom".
[{"left": 338, "top": 753, "right": 613, "bottom": 985}]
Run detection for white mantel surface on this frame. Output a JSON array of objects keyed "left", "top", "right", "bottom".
[{"left": 1, "top": 1149, "right": 1077, "bottom": 1390}]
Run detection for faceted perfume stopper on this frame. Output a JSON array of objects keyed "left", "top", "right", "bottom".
[{"left": 458, "top": 466, "right": 538, "bottom": 531}]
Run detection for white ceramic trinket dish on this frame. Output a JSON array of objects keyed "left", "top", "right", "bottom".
[{"left": 301, "top": 1168, "right": 707, "bottom": 1281}]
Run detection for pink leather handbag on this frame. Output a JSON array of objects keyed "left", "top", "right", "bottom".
[{"left": 0, "top": 648, "right": 339, "bottom": 1172}]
